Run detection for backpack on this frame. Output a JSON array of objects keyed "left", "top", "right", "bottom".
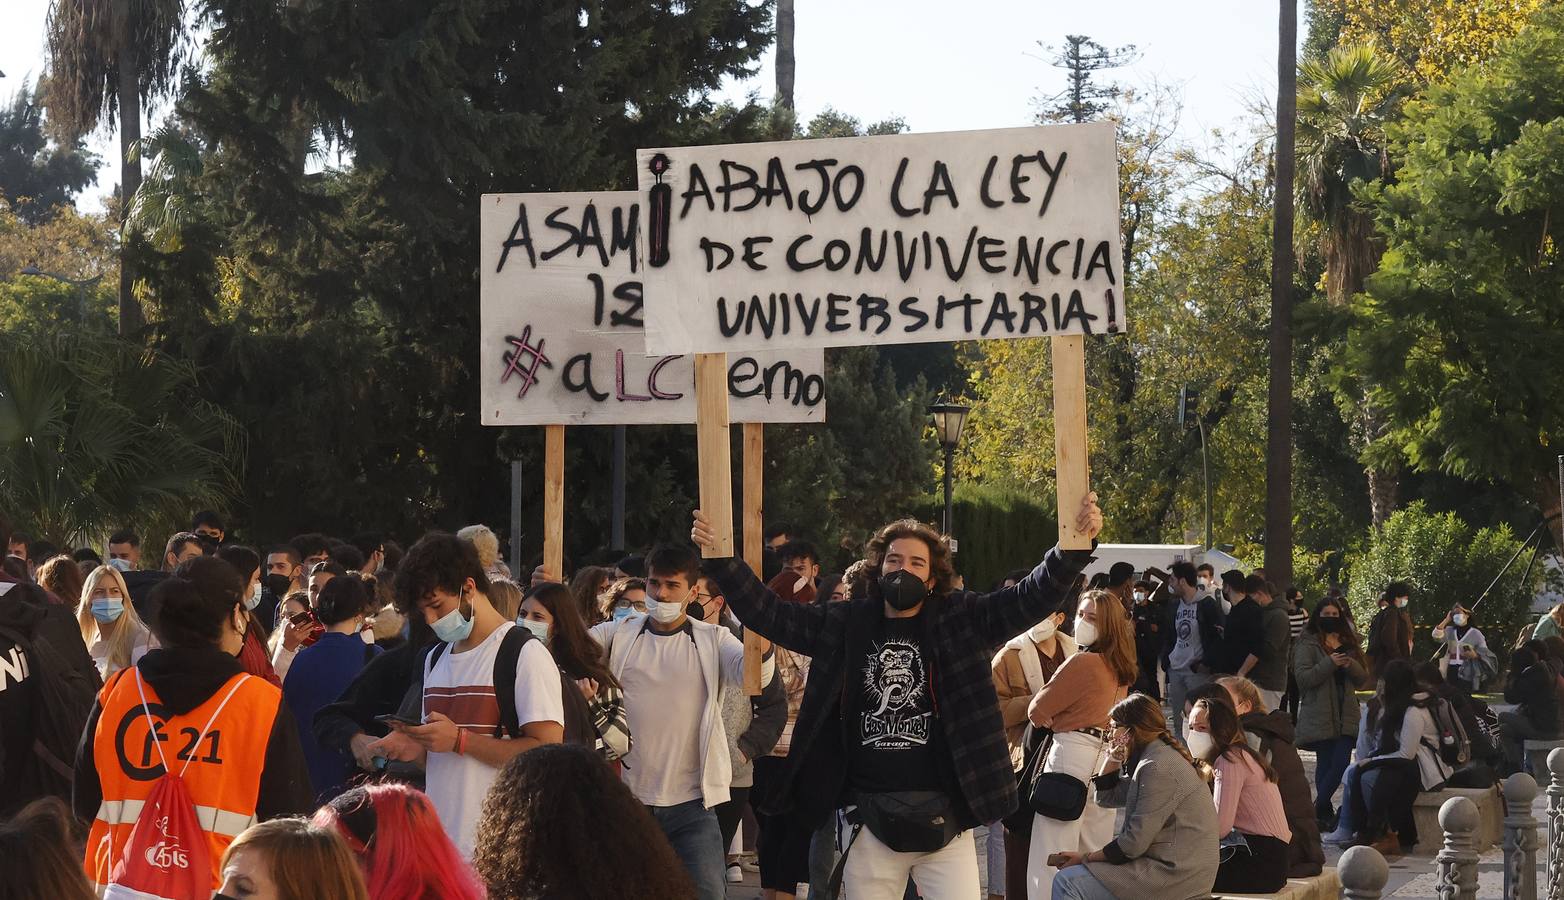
[
  {"left": 1418, "top": 694, "right": 1472, "bottom": 768},
  {"left": 103, "top": 671, "right": 251, "bottom": 900},
  {"left": 426, "top": 626, "right": 592, "bottom": 746},
  {"left": 0, "top": 619, "right": 97, "bottom": 806}
]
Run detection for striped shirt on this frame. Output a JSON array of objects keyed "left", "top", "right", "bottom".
[{"left": 1288, "top": 608, "right": 1309, "bottom": 640}]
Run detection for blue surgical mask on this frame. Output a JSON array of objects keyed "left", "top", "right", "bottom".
[
  {"left": 91, "top": 598, "right": 125, "bottom": 624},
  {"left": 431, "top": 592, "right": 475, "bottom": 643},
  {"left": 612, "top": 605, "right": 635, "bottom": 622},
  {"left": 519, "top": 617, "right": 551, "bottom": 642}
]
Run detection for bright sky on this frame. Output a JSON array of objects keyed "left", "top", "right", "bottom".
[{"left": 2, "top": 0, "right": 1290, "bottom": 208}]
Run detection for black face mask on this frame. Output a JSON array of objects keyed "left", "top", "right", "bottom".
[
  {"left": 263, "top": 573, "right": 292, "bottom": 598},
  {"left": 686, "top": 600, "right": 706, "bottom": 620},
  {"left": 879, "top": 570, "right": 929, "bottom": 612}
]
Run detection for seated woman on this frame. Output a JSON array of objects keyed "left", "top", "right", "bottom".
[
  {"left": 1049, "top": 694, "right": 1218, "bottom": 900},
  {"left": 1335, "top": 659, "right": 1450, "bottom": 853},
  {"left": 1187, "top": 695, "right": 1292, "bottom": 893},
  {"left": 1501, "top": 643, "right": 1561, "bottom": 775},
  {"left": 1211, "top": 676, "right": 1324, "bottom": 877}
]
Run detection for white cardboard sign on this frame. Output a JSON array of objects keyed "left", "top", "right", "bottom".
[
  {"left": 635, "top": 121, "right": 1124, "bottom": 355},
  {"left": 480, "top": 191, "right": 825, "bottom": 426}
]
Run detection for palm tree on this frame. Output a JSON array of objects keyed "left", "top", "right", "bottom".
[
  {"left": 44, "top": 0, "right": 188, "bottom": 337},
  {"left": 1266, "top": 0, "right": 1298, "bottom": 588},
  {"left": 0, "top": 332, "right": 241, "bottom": 547},
  {"left": 776, "top": 0, "right": 795, "bottom": 109},
  {"left": 1296, "top": 43, "right": 1404, "bottom": 525}
]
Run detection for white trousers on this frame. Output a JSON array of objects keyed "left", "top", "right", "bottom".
[
  {"left": 1025, "top": 731, "right": 1114, "bottom": 900},
  {"left": 840, "top": 820, "right": 979, "bottom": 900}
]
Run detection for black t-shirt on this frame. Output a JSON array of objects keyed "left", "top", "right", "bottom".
[{"left": 848, "top": 614, "right": 944, "bottom": 793}]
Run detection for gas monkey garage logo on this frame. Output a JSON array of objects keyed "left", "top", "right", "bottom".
[{"left": 861, "top": 640, "right": 930, "bottom": 748}]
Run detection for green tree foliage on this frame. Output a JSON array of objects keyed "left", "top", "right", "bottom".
[
  {"left": 0, "top": 82, "right": 98, "bottom": 224},
  {"left": 1296, "top": 44, "right": 1407, "bottom": 524},
  {"left": 1345, "top": 501, "right": 1540, "bottom": 667},
  {"left": 1351, "top": 5, "right": 1564, "bottom": 551},
  {"left": 962, "top": 92, "right": 1368, "bottom": 562},
  {"left": 0, "top": 333, "right": 241, "bottom": 547}
]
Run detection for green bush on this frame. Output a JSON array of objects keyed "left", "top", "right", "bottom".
[
  {"left": 1344, "top": 502, "right": 1539, "bottom": 674},
  {"left": 920, "top": 483, "right": 1059, "bottom": 593}
]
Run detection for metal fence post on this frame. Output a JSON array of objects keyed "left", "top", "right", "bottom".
[
  {"left": 1547, "top": 749, "right": 1564, "bottom": 900},
  {"left": 1437, "top": 794, "right": 1481, "bottom": 900},
  {"left": 1506, "top": 772, "right": 1541, "bottom": 900}
]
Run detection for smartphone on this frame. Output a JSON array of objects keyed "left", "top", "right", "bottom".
[
  {"left": 375, "top": 713, "right": 423, "bottom": 728},
  {"left": 1046, "top": 852, "right": 1072, "bottom": 867}
]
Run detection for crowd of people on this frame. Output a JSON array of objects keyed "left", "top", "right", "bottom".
[{"left": 0, "top": 498, "right": 1559, "bottom": 899}]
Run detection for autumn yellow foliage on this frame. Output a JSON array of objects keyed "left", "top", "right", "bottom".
[{"left": 1326, "top": 0, "right": 1553, "bottom": 82}]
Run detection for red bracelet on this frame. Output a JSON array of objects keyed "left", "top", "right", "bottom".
[{"left": 455, "top": 727, "right": 468, "bottom": 756}]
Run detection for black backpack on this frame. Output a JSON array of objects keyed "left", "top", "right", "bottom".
[
  {"left": 1417, "top": 694, "right": 1472, "bottom": 768},
  {"left": 0, "top": 619, "right": 98, "bottom": 808},
  {"left": 426, "top": 626, "right": 592, "bottom": 746}
]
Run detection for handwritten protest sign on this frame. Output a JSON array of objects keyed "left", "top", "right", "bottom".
[
  {"left": 480, "top": 191, "right": 825, "bottom": 426},
  {"left": 634, "top": 121, "right": 1123, "bottom": 355}
]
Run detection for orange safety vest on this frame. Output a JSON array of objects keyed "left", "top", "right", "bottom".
[{"left": 84, "top": 666, "right": 283, "bottom": 891}]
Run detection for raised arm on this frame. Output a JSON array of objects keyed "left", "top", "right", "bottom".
[
  {"left": 694, "top": 510, "right": 830, "bottom": 655},
  {"left": 964, "top": 492, "right": 1101, "bottom": 644}
]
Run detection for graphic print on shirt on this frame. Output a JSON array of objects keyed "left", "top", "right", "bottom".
[{"left": 860, "top": 639, "right": 931, "bottom": 748}]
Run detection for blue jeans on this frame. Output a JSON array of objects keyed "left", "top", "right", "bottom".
[
  {"left": 1303, "top": 735, "right": 1355, "bottom": 820},
  {"left": 649, "top": 799, "right": 725, "bottom": 900},
  {"left": 1052, "top": 864, "right": 1117, "bottom": 900}
]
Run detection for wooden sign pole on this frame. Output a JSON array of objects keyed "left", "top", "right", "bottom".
[
  {"left": 694, "top": 353, "right": 736, "bottom": 558},
  {"left": 742, "top": 422, "right": 769, "bottom": 695},
  {"left": 1051, "top": 335, "right": 1093, "bottom": 549},
  {"left": 543, "top": 424, "right": 565, "bottom": 581}
]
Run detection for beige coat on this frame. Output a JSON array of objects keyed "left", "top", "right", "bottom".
[{"left": 991, "top": 630, "right": 1077, "bottom": 769}]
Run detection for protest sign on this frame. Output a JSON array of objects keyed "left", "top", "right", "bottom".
[
  {"left": 479, "top": 191, "right": 825, "bottom": 426},
  {"left": 635, "top": 121, "right": 1123, "bottom": 356}
]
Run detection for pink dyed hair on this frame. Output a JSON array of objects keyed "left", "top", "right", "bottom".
[{"left": 313, "top": 783, "right": 483, "bottom": 900}]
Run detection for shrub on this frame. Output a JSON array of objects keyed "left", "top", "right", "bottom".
[{"left": 1344, "top": 502, "right": 1540, "bottom": 673}]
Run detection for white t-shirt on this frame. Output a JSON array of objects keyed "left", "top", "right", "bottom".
[
  {"left": 88, "top": 629, "right": 151, "bottom": 678},
  {"left": 422, "top": 622, "right": 565, "bottom": 856},
  {"left": 618, "top": 626, "right": 708, "bottom": 807}
]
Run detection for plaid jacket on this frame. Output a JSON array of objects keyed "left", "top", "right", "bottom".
[{"left": 709, "top": 545, "right": 1092, "bottom": 828}]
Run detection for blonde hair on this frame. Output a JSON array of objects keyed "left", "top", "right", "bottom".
[
  {"left": 488, "top": 579, "right": 523, "bottom": 621},
  {"left": 457, "top": 525, "right": 501, "bottom": 570},
  {"left": 76, "top": 566, "right": 149, "bottom": 675},
  {"left": 1217, "top": 675, "right": 1267, "bottom": 713},
  {"left": 222, "top": 818, "right": 368, "bottom": 900}
]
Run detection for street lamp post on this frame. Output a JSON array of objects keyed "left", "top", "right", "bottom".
[
  {"left": 19, "top": 264, "right": 104, "bottom": 322},
  {"left": 928, "top": 401, "right": 971, "bottom": 540}
]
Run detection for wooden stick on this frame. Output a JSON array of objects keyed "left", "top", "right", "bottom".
[
  {"left": 543, "top": 424, "right": 565, "bottom": 580},
  {"left": 694, "top": 353, "right": 736, "bottom": 558},
  {"left": 742, "top": 422, "right": 768, "bottom": 696},
  {"left": 1051, "top": 335, "right": 1092, "bottom": 549}
]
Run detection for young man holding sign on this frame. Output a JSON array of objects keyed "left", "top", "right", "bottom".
[{"left": 691, "top": 494, "right": 1102, "bottom": 899}]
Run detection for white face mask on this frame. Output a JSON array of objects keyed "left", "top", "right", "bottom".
[
  {"left": 1030, "top": 617, "right": 1058, "bottom": 643},
  {"left": 245, "top": 579, "right": 263, "bottom": 610},
  {"left": 1185, "top": 729, "right": 1217, "bottom": 760},
  {"left": 1197, "top": 577, "right": 1209, "bottom": 589},
  {"left": 1074, "top": 619, "right": 1099, "bottom": 648},
  {"left": 649, "top": 599, "right": 685, "bottom": 624},
  {"left": 1396, "top": 597, "right": 1409, "bottom": 608},
  {"left": 1452, "top": 613, "right": 1468, "bottom": 627},
  {"left": 1133, "top": 591, "right": 1147, "bottom": 604}
]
